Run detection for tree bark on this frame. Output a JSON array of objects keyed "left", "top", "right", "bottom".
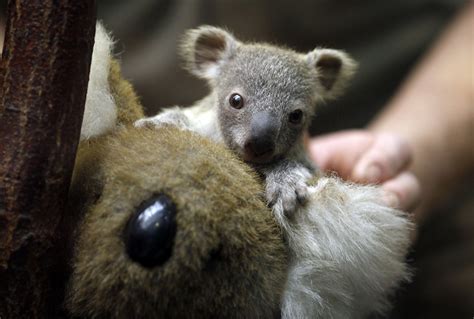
[{"left": 0, "top": 1, "right": 96, "bottom": 317}]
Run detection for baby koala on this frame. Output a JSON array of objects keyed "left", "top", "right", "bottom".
[{"left": 136, "top": 26, "right": 356, "bottom": 218}]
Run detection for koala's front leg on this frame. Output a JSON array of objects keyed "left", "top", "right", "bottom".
[
  {"left": 134, "top": 108, "right": 190, "bottom": 130},
  {"left": 261, "top": 160, "right": 314, "bottom": 217}
]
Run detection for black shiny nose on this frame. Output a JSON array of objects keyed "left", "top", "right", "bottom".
[
  {"left": 245, "top": 111, "right": 277, "bottom": 158},
  {"left": 124, "top": 194, "right": 177, "bottom": 268}
]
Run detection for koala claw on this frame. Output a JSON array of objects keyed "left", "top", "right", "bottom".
[
  {"left": 295, "top": 183, "right": 309, "bottom": 205},
  {"left": 266, "top": 179, "right": 309, "bottom": 217}
]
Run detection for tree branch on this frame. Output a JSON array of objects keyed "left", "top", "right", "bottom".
[{"left": 0, "top": 1, "right": 96, "bottom": 317}]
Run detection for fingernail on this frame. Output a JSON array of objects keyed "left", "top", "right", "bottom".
[
  {"left": 383, "top": 191, "right": 399, "bottom": 208},
  {"left": 365, "top": 164, "right": 382, "bottom": 183}
]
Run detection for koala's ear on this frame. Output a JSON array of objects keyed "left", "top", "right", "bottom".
[
  {"left": 180, "top": 26, "right": 239, "bottom": 80},
  {"left": 306, "top": 48, "right": 357, "bottom": 100}
]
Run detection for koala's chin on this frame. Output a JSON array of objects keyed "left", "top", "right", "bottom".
[
  {"left": 242, "top": 152, "right": 273, "bottom": 164},
  {"left": 241, "top": 148, "right": 281, "bottom": 165},
  {"left": 240, "top": 136, "right": 280, "bottom": 164}
]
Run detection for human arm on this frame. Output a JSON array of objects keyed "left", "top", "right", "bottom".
[
  {"left": 369, "top": 2, "right": 474, "bottom": 223},
  {"left": 309, "top": 2, "right": 473, "bottom": 223}
]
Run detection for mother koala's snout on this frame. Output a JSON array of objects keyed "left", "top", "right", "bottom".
[{"left": 243, "top": 111, "right": 278, "bottom": 162}]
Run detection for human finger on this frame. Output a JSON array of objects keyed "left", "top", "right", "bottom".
[
  {"left": 308, "top": 131, "right": 373, "bottom": 179},
  {"left": 351, "top": 134, "right": 412, "bottom": 184},
  {"left": 381, "top": 171, "right": 421, "bottom": 212}
]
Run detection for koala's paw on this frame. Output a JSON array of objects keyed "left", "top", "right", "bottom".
[
  {"left": 266, "top": 174, "right": 310, "bottom": 217},
  {"left": 134, "top": 111, "right": 190, "bottom": 130}
]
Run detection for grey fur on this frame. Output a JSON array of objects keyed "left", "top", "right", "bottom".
[{"left": 135, "top": 25, "right": 357, "bottom": 216}]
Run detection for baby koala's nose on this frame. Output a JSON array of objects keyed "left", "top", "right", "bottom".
[
  {"left": 244, "top": 137, "right": 275, "bottom": 157},
  {"left": 244, "top": 111, "right": 278, "bottom": 161}
]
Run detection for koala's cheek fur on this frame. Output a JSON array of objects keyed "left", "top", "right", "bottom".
[
  {"left": 268, "top": 125, "right": 302, "bottom": 160},
  {"left": 216, "top": 102, "right": 249, "bottom": 155}
]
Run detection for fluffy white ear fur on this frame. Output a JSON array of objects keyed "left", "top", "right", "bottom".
[
  {"left": 180, "top": 26, "right": 238, "bottom": 80},
  {"left": 306, "top": 48, "right": 357, "bottom": 101},
  {"left": 80, "top": 22, "right": 116, "bottom": 141},
  {"left": 281, "top": 177, "right": 412, "bottom": 319}
]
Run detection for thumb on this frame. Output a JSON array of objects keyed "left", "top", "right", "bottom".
[
  {"left": 381, "top": 171, "right": 421, "bottom": 212},
  {"left": 351, "top": 133, "right": 412, "bottom": 183}
]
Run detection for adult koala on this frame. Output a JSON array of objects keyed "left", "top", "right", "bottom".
[{"left": 66, "top": 23, "right": 412, "bottom": 319}]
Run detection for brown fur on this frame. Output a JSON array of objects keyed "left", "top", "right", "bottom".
[
  {"left": 68, "top": 59, "right": 287, "bottom": 317},
  {"left": 68, "top": 127, "right": 288, "bottom": 318},
  {"left": 69, "top": 59, "right": 144, "bottom": 216},
  {"left": 108, "top": 59, "right": 144, "bottom": 125}
]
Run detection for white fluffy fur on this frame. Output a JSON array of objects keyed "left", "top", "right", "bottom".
[
  {"left": 281, "top": 177, "right": 412, "bottom": 319},
  {"left": 80, "top": 23, "right": 116, "bottom": 141}
]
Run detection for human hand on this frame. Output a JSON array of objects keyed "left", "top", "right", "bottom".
[{"left": 307, "top": 130, "right": 421, "bottom": 212}]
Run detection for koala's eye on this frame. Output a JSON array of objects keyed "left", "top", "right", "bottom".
[
  {"left": 288, "top": 110, "right": 303, "bottom": 124},
  {"left": 229, "top": 93, "right": 244, "bottom": 109},
  {"left": 124, "top": 194, "right": 177, "bottom": 268}
]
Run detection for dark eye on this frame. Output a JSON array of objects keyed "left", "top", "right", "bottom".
[
  {"left": 288, "top": 110, "right": 303, "bottom": 124},
  {"left": 124, "top": 194, "right": 177, "bottom": 268},
  {"left": 229, "top": 93, "right": 244, "bottom": 109}
]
